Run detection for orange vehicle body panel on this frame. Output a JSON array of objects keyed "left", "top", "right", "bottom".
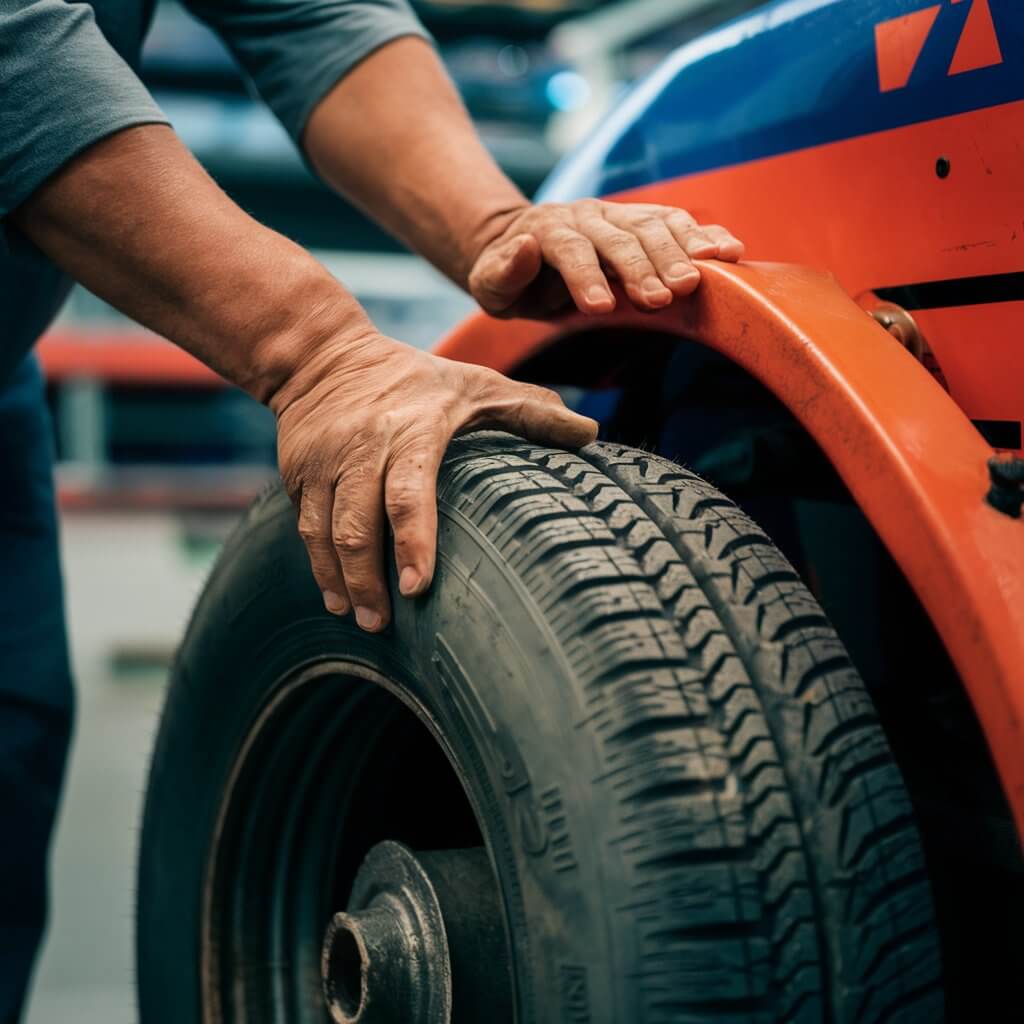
[
  {"left": 435, "top": 261, "right": 1024, "bottom": 839},
  {"left": 441, "top": 100, "right": 1024, "bottom": 446},
  {"left": 619, "top": 100, "right": 1024, "bottom": 443}
]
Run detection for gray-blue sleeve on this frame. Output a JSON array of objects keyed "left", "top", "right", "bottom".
[
  {"left": 181, "top": 0, "right": 433, "bottom": 143},
  {"left": 0, "top": 0, "right": 170, "bottom": 218}
]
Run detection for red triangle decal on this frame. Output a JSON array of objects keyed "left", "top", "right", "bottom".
[
  {"left": 875, "top": 6, "right": 941, "bottom": 93},
  {"left": 948, "top": 0, "right": 1003, "bottom": 76}
]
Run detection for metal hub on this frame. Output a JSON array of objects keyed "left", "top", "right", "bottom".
[{"left": 321, "top": 841, "right": 512, "bottom": 1024}]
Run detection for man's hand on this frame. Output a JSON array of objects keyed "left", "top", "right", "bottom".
[
  {"left": 304, "top": 41, "right": 744, "bottom": 318},
  {"left": 14, "top": 125, "right": 600, "bottom": 636},
  {"left": 467, "top": 200, "right": 745, "bottom": 319},
  {"left": 271, "top": 332, "right": 597, "bottom": 631}
]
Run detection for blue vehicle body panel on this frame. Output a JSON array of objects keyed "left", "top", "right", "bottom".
[{"left": 540, "top": 0, "right": 1024, "bottom": 201}]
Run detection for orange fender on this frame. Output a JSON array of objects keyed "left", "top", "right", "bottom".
[{"left": 436, "top": 261, "right": 1024, "bottom": 838}]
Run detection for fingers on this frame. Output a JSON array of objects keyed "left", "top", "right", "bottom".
[
  {"left": 332, "top": 456, "right": 389, "bottom": 631},
  {"left": 293, "top": 438, "right": 442, "bottom": 631},
  {"left": 576, "top": 211, "right": 675, "bottom": 310},
  {"left": 469, "top": 233, "right": 543, "bottom": 315},
  {"left": 663, "top": 211, "right": 744, "bottom": 262},
  {"left": 467, "top": 201, "right": 742, "bottom": 319},
  {"left": 621, "top": 214, "right": 702, "bottom": 297},
  {"left": 698, "top": 223, "right": 745, "bottom": 261},
  {"left": 296, "top": 483, "right": 351, "bottom": 616},
  {"left": 586, "top": 206, "right": 745, "bottom": 305},
  {"left": 384, "top": 442, "right": 444, "bottom": 599},
  {"left": 537, "top": 228, "right": 615, "bottom": 315},
  {"left": 285, "top": 335, "right": 603, "bottom": 638}
]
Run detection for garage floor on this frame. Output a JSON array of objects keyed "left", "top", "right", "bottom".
[{"left": 25, "top": 512, "right": 228, "bottom": 1023}]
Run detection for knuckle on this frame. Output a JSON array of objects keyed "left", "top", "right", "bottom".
[
  {"left": 623, "top": 252, "right": 651, "bottom": 269},
  {"left": 549, "top": 227, "right": 586, "bottom": 250},
  {"left": 512, "top": 394, "right": 533, "bottom": 427},
  {"left": 651, "top": 239, "right": 681, "bottom": 256},
  {"left": 385, "top": 484, "right": 421, "bottom": 521},
  {"left": 468, "top": 365, "right": 506, "bottom": 399},
  {"left": 339, "top": 421, "right": 375, "bottom": 452},
  {"left": 371, "top": 410, "right": 402, "bottom": 437},
  {"left": 633, "top": 214, "right": 661, "bottom": 230},
  {"left": 667, "top": 210, "right": 696, "bottom": 228},
  {"left": 607, "top": 233, "right": 641, "bottom": 257},
  {"left": 528, "top": 383, "right": 561, "bottom": 404},
  {"left": 297, "top": 522, "right": 323, "bottom": 544},
  {"left": 467, "top": 263, "right": 486, "bottom": 293},
  {"left": 490, "top": 367, "right": 523, "bottom": 393},
  {"left": 333, "top": 529, "right": 372, "bottom": 556}
]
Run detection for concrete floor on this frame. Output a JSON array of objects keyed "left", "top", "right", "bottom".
[{"left": 24, "top": 512, "right": 228, "bottom": 1024}]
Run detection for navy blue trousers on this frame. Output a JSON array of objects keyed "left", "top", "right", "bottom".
[{"left": 0, "top": 355, "right": 74, "bottom": 1024}]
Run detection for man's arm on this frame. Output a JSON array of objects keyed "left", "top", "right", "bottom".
[
  {"left": 11, "top": 127, "right": 350, "bottom": 399},
  {"left": 11, "top": 126, "right": 597, "bottom": 629},
  {"left": 302, "top": 37, "right": 744, "bottom": 318},
  {"left": 175, "top": 0, "right": 741, "bottom": 316}
]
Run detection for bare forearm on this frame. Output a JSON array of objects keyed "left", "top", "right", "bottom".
[
  {"left": 303, "top": 37, "right": 526, "bottom": 288},
  {"left": 9, "top": 119, "right": 600, "bottom": 634},
  {"left": 11, "top": 125, "right": 372, "bottom": 403}
]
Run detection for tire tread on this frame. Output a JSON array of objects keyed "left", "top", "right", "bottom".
[{"left": 437, "top": 435, "right": 941, "bottom": 1023}]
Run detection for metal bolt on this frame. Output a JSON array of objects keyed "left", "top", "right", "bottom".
[{"left": 863, "top": 298, "right": 950, "bottom": 391}]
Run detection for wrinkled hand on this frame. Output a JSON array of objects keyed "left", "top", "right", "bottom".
[
  {"left": 274, "top": 333, "right": 598, "bottom": 631},
  {"left": 469, "top": 200, "right": 744, "bottom": 319}
]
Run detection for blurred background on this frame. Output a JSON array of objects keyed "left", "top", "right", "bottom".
[{"left": 26, "top": 0, "right": 764, "bottom": 1020}]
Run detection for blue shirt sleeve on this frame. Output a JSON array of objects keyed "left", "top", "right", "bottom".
[
  {"left": 0, "top": 0, "right": 170, "bottom": 218},
  {"left": 180, "top": 0, "right": 434, "bottom": 143}
]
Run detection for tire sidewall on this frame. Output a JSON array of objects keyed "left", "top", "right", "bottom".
[{"left": 138, "top": 488, "right": 630, "bottom": 1024}]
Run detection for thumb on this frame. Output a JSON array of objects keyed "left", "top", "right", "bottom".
[
  {"left": 490, "top": 381, "right": 599, "bottom": 450},
  {"left": 469, "top": 233, "right": 542, "bottom": 314}
]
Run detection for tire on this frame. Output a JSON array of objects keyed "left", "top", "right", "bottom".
[{"left": 137, "top": 434, "right": 943, "bottom": 1024}]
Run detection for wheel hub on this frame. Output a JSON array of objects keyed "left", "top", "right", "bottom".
[{"left": 321, "top": 841, "right": 512, "bottom": 1024}]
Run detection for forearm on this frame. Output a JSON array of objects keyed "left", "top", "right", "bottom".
[
  {"left": 302, "top": 37, "right": 526, "bottom": 289},
  {"left": 11, "top": 125, "right": 372, "bottom": 404}
]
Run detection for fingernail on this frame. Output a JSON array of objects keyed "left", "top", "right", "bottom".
[
  {"left": 642, "top": 277, "right": 672, "bottom": 302},
  {"left": 667, "top": 262, "right": 698, "bottom": 280},
  {"left": 355, "top": 606, "right": 382, "bottom": 631},
  {"left": 323, "top": 590, "right": 348, "bottom": 615},
  {"left": 399, "top": 566, "right": 422, "bottom": 596},
  {"left": 587, "top": 285, "right": 613, "bottom": 307}
]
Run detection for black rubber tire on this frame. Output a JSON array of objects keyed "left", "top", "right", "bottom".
[{"left": 137, "top": 434, "right": 943, "bottom": 1024}]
